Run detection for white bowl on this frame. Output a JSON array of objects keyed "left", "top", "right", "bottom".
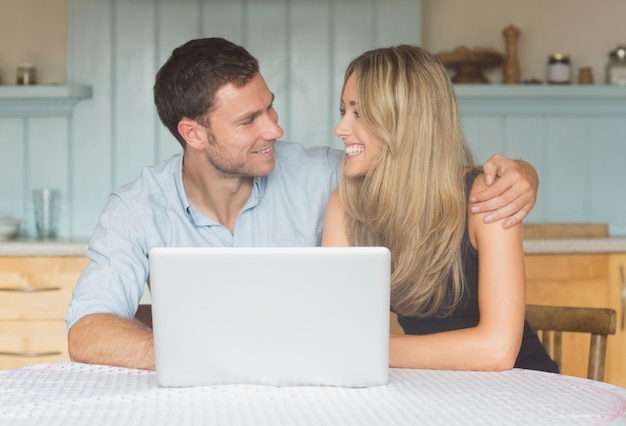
[{"left": 0, "top": 217, "right": 21, "bottom": 240}]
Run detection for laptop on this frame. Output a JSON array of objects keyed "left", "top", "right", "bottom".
[{"left": 149, "top": 246, "right": 391, "bottom": 388}]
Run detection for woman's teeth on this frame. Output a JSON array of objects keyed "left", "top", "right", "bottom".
[{"left": 345, "top": 145, "right": 364, "bottom": 156}]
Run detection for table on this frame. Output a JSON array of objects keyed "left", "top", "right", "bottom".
[{"left": 1, "top": 362, "right": 625, "bottom": 425}]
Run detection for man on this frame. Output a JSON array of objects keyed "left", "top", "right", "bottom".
[{"left": 66, "top": 38, "right": 539, "bottom": 370}]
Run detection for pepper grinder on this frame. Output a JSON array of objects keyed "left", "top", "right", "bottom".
[{"left": 502, "top": 25, "right": 521, "bottom": 84}]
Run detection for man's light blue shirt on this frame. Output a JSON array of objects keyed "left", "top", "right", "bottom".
[{"left": 66, "top": 141, "right": 342, "bottom": 330}]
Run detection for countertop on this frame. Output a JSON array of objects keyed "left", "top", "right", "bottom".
[
  {"left": 1, "top": 238, "right": 626, "bottom": 256},
  {"left": 0, "top": 239, "right": 89, "bottom": 256},
  {"left": 523, "top": 237, "right": 626, "bottom": 254}
]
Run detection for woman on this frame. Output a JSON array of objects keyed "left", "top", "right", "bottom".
[{"left": 322, "top": 45, "right": 557, "bottom": 372}]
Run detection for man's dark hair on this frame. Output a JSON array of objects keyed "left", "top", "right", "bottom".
[{"left": 154, "top": 37, "right": 260, "bottom": 147}]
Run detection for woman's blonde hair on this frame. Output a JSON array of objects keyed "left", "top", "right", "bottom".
[{"left": 339, "top": 45, "right": 475, "bottom": 317}]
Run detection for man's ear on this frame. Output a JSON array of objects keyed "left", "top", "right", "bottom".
[{"left": 178, "top": 118, "right": 205, "bottom": 151}]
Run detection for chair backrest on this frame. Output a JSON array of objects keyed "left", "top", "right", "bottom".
[
  {"left": 135, "top": 304, "right": 153, "bottom": 329},
  {"left": 525, "top": 304, "right": 617, "bottom": 381}
]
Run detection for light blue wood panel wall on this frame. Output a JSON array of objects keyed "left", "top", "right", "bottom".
[
  {"left": 457, "top": 86, "right": 626, "bottom": 235},
  {"left": 0, "top": 119, "right": 24, "bottom": 221},
  {"left": 66, "top": 0, "right": 422, "bottom": 238},
  {"left": 0, "top": 87, "right": 90, "bottom": 238}
]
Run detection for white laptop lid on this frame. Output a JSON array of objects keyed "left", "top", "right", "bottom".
[{"left": 149, "top": 246, "right": 390, "bottom": 388}]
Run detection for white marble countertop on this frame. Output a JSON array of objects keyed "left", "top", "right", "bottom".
[
  {"left": 0, "top": 239, "right": 89, "bottom": 256},
  {"left": 2, "top": 238, "right": 626, "bottom": 256},
  {"left": 523, "top": 238, "right": 626, "bottom": 254}
]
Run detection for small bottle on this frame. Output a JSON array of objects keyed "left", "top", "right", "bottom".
[
  {"left": 578, "top": 67, "right": 594, "bottom": 85},
  {"left": 16, "top": 63, "right": 37, "bottom": 85},
  {"left": 548, "top": 54, "right": 571, "bottom": 84},
  {"left": 606, "top": 45, "right": 626, "bottom": 86}
]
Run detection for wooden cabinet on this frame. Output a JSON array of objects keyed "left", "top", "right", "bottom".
[
  {"left": 607, "top": 254, "right": 626, "bottom": 387},
  {"left": 525, "top": 253, "right": 626, "bottom": 387},
  {"left": 0, "top": 256, "right": 88, "bottom": 369}
]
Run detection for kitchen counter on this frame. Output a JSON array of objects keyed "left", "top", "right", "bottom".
[
  {"left": 0, "top": 239, "right": 89, "bottom": 256},
  {"left": 1, "top": 238, "right": 626, "bottom": 256},
  {"left": 523, "top": 238, "right": 626, "bottom": 254}
]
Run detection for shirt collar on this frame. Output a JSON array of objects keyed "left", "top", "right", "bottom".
[
  {"left": 175, "top": 154, "right": 267, "bottom": 226},
  {"left": 173, "top": 154, "right": 193, "bottom": 216}
]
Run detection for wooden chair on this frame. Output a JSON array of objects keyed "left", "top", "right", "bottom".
[{"left": 525, "top": 304, "right": 617, "bottom": 382}]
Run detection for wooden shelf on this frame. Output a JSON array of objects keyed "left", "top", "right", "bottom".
[
  {"left": 454, "top": 84, "right": 626, "bottom": 114},
  {"left": 0, "top": 85, "right": 92, "bottom": 117}
]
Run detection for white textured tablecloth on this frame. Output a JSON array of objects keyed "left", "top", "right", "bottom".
[{"left": 1, "top": 362, "right": 625, "bottom": 425}]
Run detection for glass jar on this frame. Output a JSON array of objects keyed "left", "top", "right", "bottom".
[
  {"left": 606, "top": 45, "right": 626, "bottom": 86},
  {"left": 16, "top": 63, "right": 37, "bottom": 85},
  {"left": 548, "top": 53, "right": 571, "bottom": 84}
]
